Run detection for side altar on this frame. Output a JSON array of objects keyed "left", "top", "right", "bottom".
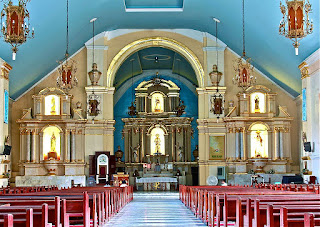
[{"left": 16, "top": 87, "right": 87, "bottom": 188}]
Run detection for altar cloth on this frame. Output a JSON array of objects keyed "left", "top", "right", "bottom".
[{"left": 136, "top": 177, "right": 177, "bottom": 183}]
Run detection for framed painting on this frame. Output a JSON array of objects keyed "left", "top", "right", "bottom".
[{"left": 209, "top": 135, "right": 225, "bottom": 160}]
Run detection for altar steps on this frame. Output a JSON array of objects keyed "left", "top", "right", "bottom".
[{"left": 105, "top": 192, "right": 205, "bottom": 226}]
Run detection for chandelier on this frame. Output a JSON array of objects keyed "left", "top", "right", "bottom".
[
  {"left": 210, "top": 18, "right": 224, "bottom": 119},
  {"left": 88, "top": 17, "right": 102, "bottom": 86},
  {"left": 279, "top": 0, "right": 313, "bottom": 55},
  {"left": 56, "top": 0, "right": 78, "bottom": 92},
  {"left": 0, "top": 0, "right": 34, "bottom": 60},
  {"left": 233, "top": 0, "right": 256, "bottom": 91},
  {"left": 87, "top": 18, "right": 101, "bottom": 117}
]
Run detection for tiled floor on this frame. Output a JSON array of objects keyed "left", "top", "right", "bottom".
[{"left": 105, "top": 192, "right": 205, "bottom": 226}]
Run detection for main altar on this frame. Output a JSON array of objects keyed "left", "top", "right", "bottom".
[{"left": 118, "top": 76, "right": 198, "bottom": 190}]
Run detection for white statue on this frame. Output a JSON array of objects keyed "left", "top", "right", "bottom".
[
  {"left": 131, "top": 144, "right": 140, "bottom": 163},
  {"left": 176, "top": 142, "right": 184, "bottom": 162}
]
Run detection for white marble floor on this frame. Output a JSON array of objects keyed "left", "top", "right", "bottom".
[{"left": 105, "top": 192, "right": 205, "bottom": 226}]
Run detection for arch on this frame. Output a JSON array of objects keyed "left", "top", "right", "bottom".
[
  {"left": 106, "top": 37, "right": 204, "bottom": 88},
  {"left": 248, "top": 121, "right": 270, "bottom": 131}
]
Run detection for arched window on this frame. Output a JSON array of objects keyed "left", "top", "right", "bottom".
[
  {"left": 43, "top": 126, "right": 61, "bottom": 160},
  {"left": 250, "top": 123, "right": 268, "bottom": 158},
  {"left": 150, "top": 127, "right": 165, "bottom": 155},
  {"left": 45, "top": 95, "right": 60, "bottom": 115}
]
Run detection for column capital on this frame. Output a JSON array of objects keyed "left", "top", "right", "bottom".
[{"left": 0, "top": 59, "right": 12, "bottom": 81}]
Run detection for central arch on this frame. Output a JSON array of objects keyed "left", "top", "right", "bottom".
[{"left": 106, "top": 37, "right": 204, "bottom": 88}]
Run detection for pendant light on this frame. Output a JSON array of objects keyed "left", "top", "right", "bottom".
[
  {"left": 0, "top": 0, "right": 34, "bottom": 60},
  {"left": 88, "top": 17, "right": 102, "bottom": 85},
  {"left": 233, "top": 0, "right": 256, "bottom": 92},
  {"left": 56, "top": 0, "right": 78, "bottom": 92},
  {"left": 87, "top": 18, "right": 101, "bottom": 118},
  {"left": 279, "top": 0, "right": 313, "bottom": 55},
  {"left": 128, "top": 58, "right": 137, "bottom": 117},
  {"left": 210, "top": 18, "right": 223, "bottom": 119}
]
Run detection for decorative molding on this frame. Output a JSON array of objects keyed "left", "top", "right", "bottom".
[
  {"left": 85, "top": 45, "right": 109, "bottom": 50},
  {"left": 298, "top": 61, "right": 310, "bottom": 80}
]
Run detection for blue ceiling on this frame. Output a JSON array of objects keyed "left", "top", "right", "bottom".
[
  {"left": 0, "top": 0, "right": 318, "bottom": 99},
  {"left": 114, "top": 47, "right": 197, "bottom": 89}
]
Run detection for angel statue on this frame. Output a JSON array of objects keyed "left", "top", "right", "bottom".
[{"left": 131, "top": 144, "right": 140, "bottom": 163}]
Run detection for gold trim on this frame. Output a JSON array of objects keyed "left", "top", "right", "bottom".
[
  {"left": 106, "top": 37, "right": 204, "bottom": 88},
  {"left": 299, "top": 62, "right": 310, "bottom": 80}
]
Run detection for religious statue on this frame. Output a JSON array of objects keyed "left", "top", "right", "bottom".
[
  {"left": 154, "top": 98, "right": 161, "bottom": 112},
  {"left": 50, "top": 97, "right": 56, "bottom": 114},
  {"left": 154, "top": 134, "right": 161, "bottom": 154},
  {"left": 131, "top": 144, "right": 140, "bottom": 163},
  {"left": 254, "top": 95, "right": 260, "bottom": 113},
  {"left": 89, "top": 99, "right": 99, "bottom": 116},
  {"left": 50, "top": 133, "right": 56, "bottom": 153},
  {"left": 48, "top": 132, "right": 57, "bottom": 160},
  {"left": 254, "top": 131, "right": 263, "bottom": 157},
  {"left": 176, "top": 142, "right": 184, "bottom": 162}
]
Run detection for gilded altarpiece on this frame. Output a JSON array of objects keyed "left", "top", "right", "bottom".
[
  {"left": 121, "top": 78, "right": 196, "bottom": 187},
  {"left": 17, "top": 88, "right": 86, "bottom": 179}
]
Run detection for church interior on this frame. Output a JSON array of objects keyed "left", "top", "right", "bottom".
[
  {"left": 0, "top": 0, "right": 319, "bottom": 188},
  {"left": 0, "top": 0, "right": 319, "bottom": 225}
]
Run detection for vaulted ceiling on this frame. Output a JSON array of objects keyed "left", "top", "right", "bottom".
[{"left": 0, "top": 0, "right": 318, "bottom": 99}]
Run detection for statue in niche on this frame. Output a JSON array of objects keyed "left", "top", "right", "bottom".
[
  {"left": 154, "top": 134, "right": 161, "bottom": 154},
  {"left": 48, "top": 132, "right": 57, "bottom": 160},
  {"left": 154, "top": 98, "right": 161, "bottom": 112},
  {"left": 89, "top": 99, "right": 99, "bottom": 116},
  {"left": 131, "top": 144, "right": 140, "bottom": 163},
  {"left": 254, "top": 95, "right": 260, "bottom": 113},
  {"left": 254, "top": 131, "right": 263, "bottom": 157},
  {"left": 50, "top": 97, "right": 56, "bottom": 115},
  {"left": 176, "top": 142, "right": 184, "bottom": 162}
]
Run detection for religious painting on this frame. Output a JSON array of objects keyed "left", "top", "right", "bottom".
[
  {"left": 151, "top": 92, "right": 164, "bottom": 113},
  {"left": 44, "top": 95, "right": 60, "bottom": 115},
  {"left": 250, "top": 123, "right": 268, "bottom": 158},
  {"left": 150, "top": 127, "right": 165, "bottom": 155},
  {"left": 43, "top": 126, "right": 60, "bottom": 160},
  {"left": 250, "top": 92, "right": 265, "bottom": 113},
  {"left": 209, "top": 136, "right": 225, "bottom": 160},
  {"left": 4, "top": 90, "right": 8, "bottom": 124},
  {"left": 302, "top": 88, "right": 307, "bottom": 121}
]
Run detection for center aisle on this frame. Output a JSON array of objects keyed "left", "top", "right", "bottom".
[{"left": 105, "top": 192, "right": 205, "bottom": 226}]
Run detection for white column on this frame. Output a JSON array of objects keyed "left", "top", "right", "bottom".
[
  {"left": 26, "top": 131, "right": 31, "bottom": 162},
  {"left": 274, "top": 129, "right": 279, "bottom": 160},
  {"left": 279, "top": 130, "right": 284, "bottom": 159},
  {"left": 65, "top": 129, "right": 70, "bottom": 162},
  {"left": 71, "top": 130, "right": 76, "bottom": 162},
  {"left": 39, "top": 132, "right": 43, "bottom": 161},
  {"left": 235, "top": 130, "right": 240, "bottom": 159},
  {"left": 31, "top": 130, "right": 36, "bottom": 162}
]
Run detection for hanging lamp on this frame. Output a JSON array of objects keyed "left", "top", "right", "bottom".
[
  {"left": 87, "top": 18, "right": 101, "bottom": 117},
  {"left": 88, "top": 17, "right": 102, "bottom": 85},
  {"left": 175, "top": 57, "right": 185, "bottom": 117},
  {"left": 279, "top": 0, "right": 313, "bottom": 55},
  {"left": 56, "top": 0, "right": 78, "bottom": 92},
  {"left": 128, "top": 58, "right": 137, "bottom": 117},
  {"left": 233, "top": 0, "right": 256, "bottom": 92},
  {"left": 210, "top": 18, "right": 223, "bottom": 119},
  {"left": 0, "top": 0, "right": 34, "bottom": 60}
]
